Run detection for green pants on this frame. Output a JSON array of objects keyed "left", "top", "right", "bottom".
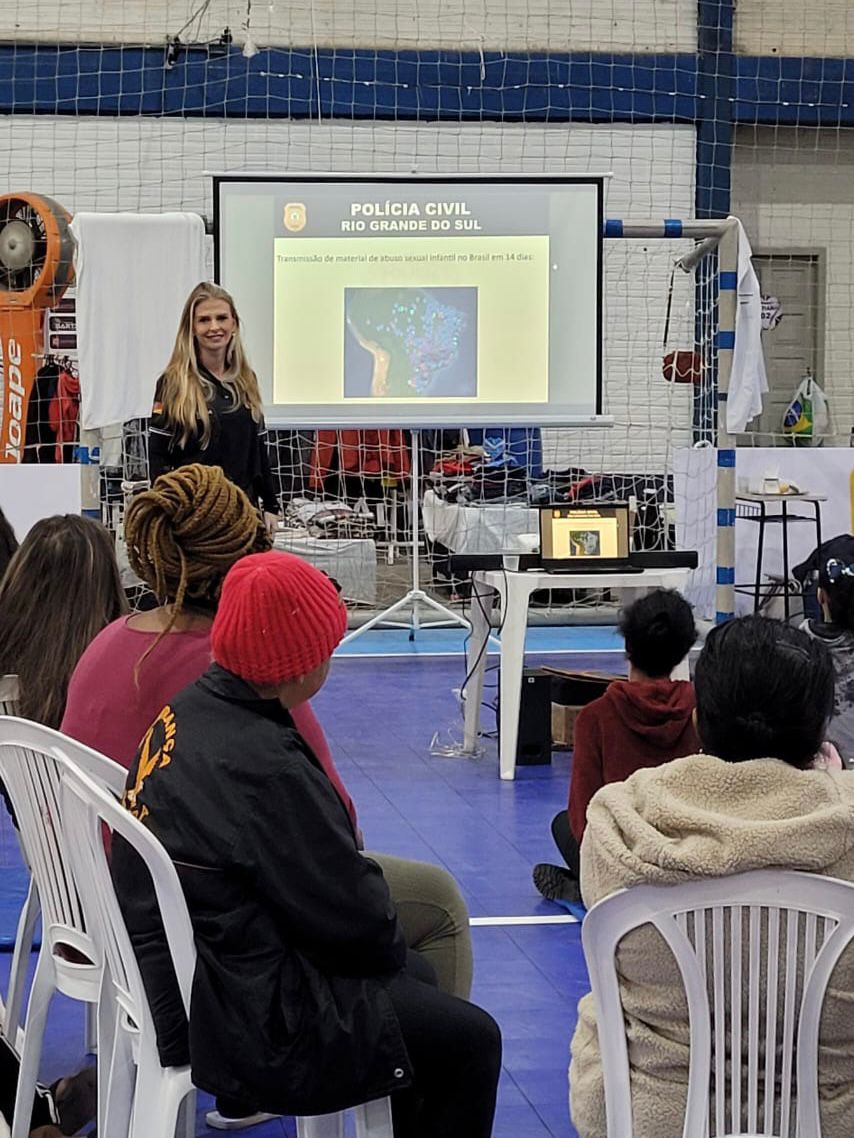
[{"left": 367, "top": 852, "right": 473, "bottom": 999}]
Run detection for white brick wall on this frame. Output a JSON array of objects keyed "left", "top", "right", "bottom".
[
  {"left": 16, "top": 1, "right": 853, "bottom": 87},
  {"left": 735, "top": 1, "right": 854, "bottom": 56},
  {"left": 0, "top": 117, "right": 696, "bottom": 472},
  {"left": 732, "top": 126, "right": 854, "bottom": 445},
  {"left": 2, "top": 0, "right": 695, "bottom": 52}
]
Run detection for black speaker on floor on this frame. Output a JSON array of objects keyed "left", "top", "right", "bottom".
[{"left": 508, "top": 667, "right": 552, "bottom": 766}]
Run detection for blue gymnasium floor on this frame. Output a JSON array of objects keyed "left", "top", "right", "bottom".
[{"left": 0, "top": 628, "right": 624, "bottom": 1137}]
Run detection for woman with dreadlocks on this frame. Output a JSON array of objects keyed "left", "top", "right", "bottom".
[
  {"left": 62, "top": 464, "right": 273, "bottom": 771},
  {"left": 61, "top": 463, "right": 474, "bottom": 1133}
]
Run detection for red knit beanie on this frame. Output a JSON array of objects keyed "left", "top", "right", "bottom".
[{"left": 211, "top": 551, "right": 347, "bottom": 686}]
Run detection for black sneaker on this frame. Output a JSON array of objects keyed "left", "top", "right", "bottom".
[
  {"left": 533, "top": 863, "right": 581, "bottom": 904},
  {"left": 51, "top": 1067, "right": 97, "bottom": 1137}
]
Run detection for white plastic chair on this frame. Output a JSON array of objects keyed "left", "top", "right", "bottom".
[
  {"left": 56, "top": 753, "right": 395, "bottom": 1138},
  {"left": 0, "top": 687, "right": 103, "bottom": 1055},
  {"left": 0, "top": 676, "right": 20, "bottom": 717},
  {"left": 57, "top": 756, "right": 194, "bottom": 1138},
  {"left": 0, "top": 716, "right": 126, "bottom": 1138},
  {"left": 0, "top": 677, "right": 36, "bottom": 1050},
  {"left": 297, "top": 1099, "right": 394, "bottom": 1138},
  {"left": 582, "top": 868, "right": 854, "bottom": 1138}
]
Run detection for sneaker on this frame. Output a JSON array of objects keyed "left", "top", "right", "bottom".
[
  {"left": 51, "top": 1067, "right": 97, "bottom": 1137},
  {"left": 533, "top": 862, "right": 581, "bottom": 904},
  {"left": 205, "top": 1110, "right": 282, "bottom": 1131}
]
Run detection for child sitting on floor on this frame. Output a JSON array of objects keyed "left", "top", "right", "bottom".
[{"left": 533, "top": 589, "right": 698, "bottom": 904}]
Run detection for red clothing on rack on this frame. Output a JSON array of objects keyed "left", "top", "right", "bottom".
[
  {"left": 48, "top": 367, "right": 80, "bottom": 463},
  {"left": 310, "top": 430, "right": 410, "bottom": 490}
]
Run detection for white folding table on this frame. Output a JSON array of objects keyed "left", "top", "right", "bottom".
[{"left": 462, "top": 566, "right": 692, "bottom": 779}]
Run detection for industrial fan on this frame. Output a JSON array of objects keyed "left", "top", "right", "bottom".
[{"left": 0, "top": 193, "right": 74, "bottom": 462}]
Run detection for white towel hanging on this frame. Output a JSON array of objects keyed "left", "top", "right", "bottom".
[{"left": 70, "top": 212, "right": 207, "bottom": 430}]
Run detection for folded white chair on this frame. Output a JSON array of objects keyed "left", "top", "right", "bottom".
[{"left": 0, "top": 716, "right": 126, "bottom": 1138}]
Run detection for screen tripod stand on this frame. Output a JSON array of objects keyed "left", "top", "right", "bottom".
[{"left": 341, "top": 429, "right": 470, "bottom": 643}]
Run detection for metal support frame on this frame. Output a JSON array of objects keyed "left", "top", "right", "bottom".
[
  {"left": 340, "top": 428, "right": 470, "bottom": 644},
  {"left": 605, "top": 216, "right": 738, "bottom": 623}
]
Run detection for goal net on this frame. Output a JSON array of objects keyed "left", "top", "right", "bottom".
[{"left": 0, "top": 0, "right": 838, "bottom": 625}]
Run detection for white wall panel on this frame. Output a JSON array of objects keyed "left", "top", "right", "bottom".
[
  {"left": 735, "top": 1, "right": 854, "bottom": 56},
  {"left": 0, "top": 0, "right": 695, "bottom": 52}
]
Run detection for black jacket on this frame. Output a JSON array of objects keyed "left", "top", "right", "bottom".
[
  {"left": 110, "top": 665, "right": 411, "bottom": 1114},
  {"left": 148, "top": 369, "right": 279, "bottom": 512}
]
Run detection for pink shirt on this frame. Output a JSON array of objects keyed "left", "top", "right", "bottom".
[{"left": 61, "top": 616, "right": 358, "bottom": 830}]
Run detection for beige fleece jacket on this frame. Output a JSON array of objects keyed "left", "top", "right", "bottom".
[{"left": 569, "top": 754, "right": 854, "bottom": 1138}]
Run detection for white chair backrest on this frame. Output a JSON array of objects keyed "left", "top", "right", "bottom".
[
  {"left": 57, "top": 754, "right": 196, "bottom": 1026},
  {"left": 0, "top": 676, "right": 19, "bottom": 715},
  {"left": 582, "top": 869, "right": 854, "bottom": 1138},
  {"left": 0, "top": 717, "right": 126, "bottom": 957},
  {"left": 0, "top": 677, "right": 20, "bottom": 836}
]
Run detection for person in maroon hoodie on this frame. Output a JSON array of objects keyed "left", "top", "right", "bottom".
[{"left": 534, "top": 589, "right": 698, "bottom": 903}]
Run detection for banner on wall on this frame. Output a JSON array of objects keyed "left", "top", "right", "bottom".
[
  {"left": 43, "top": 291, "right": 77, "bottom": 360},
  {"left": 0, "top": 309, "right": 46, "bottom": 462},
  {"left": 673, "top": 446, "right": 717, "bottom": 621},
  {"left": 761, "top": 295, "right": 783, "bottom": 331}
]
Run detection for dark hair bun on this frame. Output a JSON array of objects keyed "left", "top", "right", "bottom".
[
  {"left": 643, "top": 614, "right": 671, "bottom": 640},
  {"left": 618, "top": 589, "right": 696, "bottom": 678},
  {"left": 731, "top": 712, "right": 776, "bottom": 753},
  {"left": 694, "top": 615, "right": 834, "bottom": 769}
]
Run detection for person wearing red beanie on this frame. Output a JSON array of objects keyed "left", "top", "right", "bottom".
[
  {"left": 112, "top": 550, "right": 501, "bottom": 1137},
  {"left": 210, "top": 550, "right": 348, "bottom": 693}
]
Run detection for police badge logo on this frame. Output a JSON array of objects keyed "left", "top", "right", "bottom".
[{"left": 283, "top": 203, "right": 307, "bottom": 232}]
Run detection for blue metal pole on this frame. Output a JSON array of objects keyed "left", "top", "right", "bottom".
[
  {"left": 715, "top": 221, "right": 738, "bottom": 623},
  {"left": 695, "top": 0, "right": 735, "bottom": 444},
  {"left": 696, "top": 0, "right": 734, "bottom": 218},
  {"left": 603, "top": 217, "right": 736, "bottom": 622}
]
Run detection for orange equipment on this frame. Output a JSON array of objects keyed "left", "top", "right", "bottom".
[{"left": 0, "top": 193, "right": 74, "bottom": 463}]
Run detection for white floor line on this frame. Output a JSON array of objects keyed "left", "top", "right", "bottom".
[
  {"left": 336, "top": 647, "right": 624, "bottom": 659},
  {"left": 469, "top": 914, "right": 579, "bottom": 926}
]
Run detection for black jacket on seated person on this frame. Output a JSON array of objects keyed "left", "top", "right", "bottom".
[{"left": 110, "top": 663, "right": 411, "bottom": 1115}]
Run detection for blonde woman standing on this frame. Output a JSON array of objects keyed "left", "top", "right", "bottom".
[{"left": 149, "top": 282, "right": 279, "bottom": 537}]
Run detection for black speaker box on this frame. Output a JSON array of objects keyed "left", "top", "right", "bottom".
[
  {"left": 629, "top": 549, "right": 699, "bottom": 570},
  {"left": 506, "top": 667, "right": 552, "bottom": 766}
]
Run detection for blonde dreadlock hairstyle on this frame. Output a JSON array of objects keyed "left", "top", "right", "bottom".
[{"left": 125, "top": 465, "right": 270, "bottom": 631}]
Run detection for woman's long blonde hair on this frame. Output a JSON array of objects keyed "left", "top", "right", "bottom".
[{"left": 159, "top": 282, "right": 264, "bottom": 448}]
